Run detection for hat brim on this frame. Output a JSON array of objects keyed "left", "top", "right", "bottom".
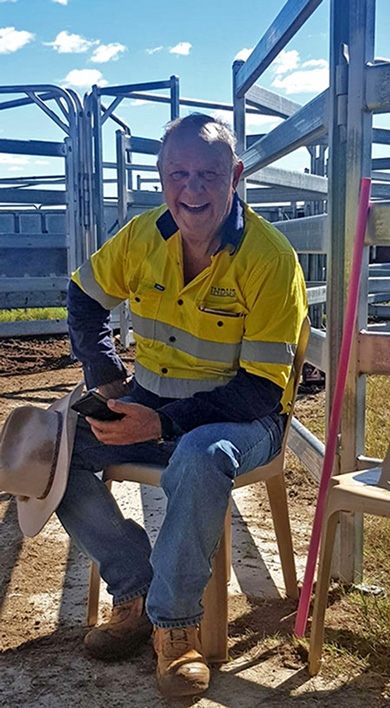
[{"left": 16, "top": 382, "right": 84, "bottom": 537}]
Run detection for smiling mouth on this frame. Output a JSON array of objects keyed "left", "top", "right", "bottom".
[{"left": 181, "top": 203, "right": 209, "bottom": 213}]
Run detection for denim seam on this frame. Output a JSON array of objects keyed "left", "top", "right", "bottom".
[
  {"left": 152, "top": 615, "right": 203, "bottom": 629},
  {"left": 113, "top": 584, "right": 150, "bottom": 606}
]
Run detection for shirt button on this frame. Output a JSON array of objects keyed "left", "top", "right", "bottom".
[
  {"left": 217, "top": 321, "right": 224, "bottom": 327},
  {"left": 161, "top": 367, "right": 168, "bottom": 374},
  {"left": 169, "top": 336, "right": 176, "bottom": 343},
  {"left": 135, "top": 296, "right": 140, "bottom": 302},
  {"left": 177, "top": 299, "right": 184, "bottom": 305}
]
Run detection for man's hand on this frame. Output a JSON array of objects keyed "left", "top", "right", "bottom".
[{"left": 86, "top": 400, "right": 162, "bottom": 446}]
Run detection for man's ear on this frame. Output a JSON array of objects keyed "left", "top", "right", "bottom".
[
  {"left": 232, "top": 161, "right": 244, "bottom": 189},
  {"left": 157, "top": 160, "right": 164, "bottom": 189}
]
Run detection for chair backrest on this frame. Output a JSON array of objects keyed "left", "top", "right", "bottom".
[
  {"left": 262, "top": 314, "right": 311, "bottom": 462},
  {"left": 282, "top": 315, "right": 311, "bottom": 449}
]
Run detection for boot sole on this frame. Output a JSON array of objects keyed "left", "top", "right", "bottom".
[{"left": 157, "top": 669, "right": 210, "bottom": 697}]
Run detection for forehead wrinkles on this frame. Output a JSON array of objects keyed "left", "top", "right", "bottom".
[{"left": 163, "top": 132, "right": 232, "bottom": 172}]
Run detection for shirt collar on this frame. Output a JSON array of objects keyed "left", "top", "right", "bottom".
[{"left": 156, "top": 192, "right": 246, "bottom": 255}]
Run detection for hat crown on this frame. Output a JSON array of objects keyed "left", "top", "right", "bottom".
[
  {"left": 0, "top": 382, "right": 83, "bottom": 537},
  {"left": 0, "top": 406, "right": 62, "bottom": 499}
]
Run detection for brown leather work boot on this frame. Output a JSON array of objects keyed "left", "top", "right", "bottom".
[
  {"left": 84, "top": 596, "right": 152, "bottom": 660},
  {"left": 153, "top": 625, "right": 210, "bottom": 697}
]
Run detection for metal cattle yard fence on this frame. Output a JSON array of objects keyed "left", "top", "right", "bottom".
[{"left": 0, "top": 0, "right": 390, "bottom": 582}]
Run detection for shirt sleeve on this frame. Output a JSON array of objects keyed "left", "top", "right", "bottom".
[
  {"left": 67, "top": 280, "right": 129, "bottom": 389},
  {"left": 156, "top": 369, "right": 284, "bottom": 435}
]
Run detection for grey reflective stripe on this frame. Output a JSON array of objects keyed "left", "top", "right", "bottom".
[
  {"left": 78, "top": 261, "right": 124, "bottom": 310},
  {"left": 241, "top": 339, "right": 296, "bottom": 365},
  {"left": 131, "top": 313, "right": 241, "bottom": 364},
  {"left": 134, "top": 362, "right": 234, "bottom": 398}
]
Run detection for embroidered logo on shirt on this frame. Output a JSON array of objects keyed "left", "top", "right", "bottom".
[{"left": 210, "top": 286, "right": 236, "bottom": 298}]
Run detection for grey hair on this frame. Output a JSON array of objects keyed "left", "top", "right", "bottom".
[{"left": 157, "top": 113, "right": 240, "bottom": 169}]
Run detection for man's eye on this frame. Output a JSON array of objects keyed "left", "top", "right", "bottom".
[
  {"left": 170, "top": 171, "right": 187, "bottom": 181},
  {"left": 201, "top": 171, "right": 218, "bottom": 182}
]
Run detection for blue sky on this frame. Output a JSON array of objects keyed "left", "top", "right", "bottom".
[{"left": 0, "top": 0, "right": 388, "bottom": 179}]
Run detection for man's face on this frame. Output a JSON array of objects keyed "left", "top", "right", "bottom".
[{"left": 159, "top": 127, "right": 243, "bottom": 242}]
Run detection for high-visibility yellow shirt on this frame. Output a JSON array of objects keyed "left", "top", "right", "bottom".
[{"left": 72, "top": 197, "right": 307, "bottom": 414}]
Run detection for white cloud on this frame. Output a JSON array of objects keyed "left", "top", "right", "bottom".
[
  {"left": 169, "top": 42, "right": 191, "bottom": 56},
  {"left": 272, "top": 49, "right": 300, "bottom": 75},
  {"left": 0, "top": 0, "right": 18, "bottom": 3},
  {"left": 246, "top": 114, "right": 282, "bottom": 133},
  {"left": 234, "top": 47, "right": 253, "bottom": 62},
  {"left": 0, "top": 27, "right": 34, "bottom": 53},
  {"left": 45, "top": 30, "right": 97, "bottom": 53},
  {"left": 52, "top": 0, "right": 68, "bottom": 4},
  {"left": 0, "top": 154, "right": 29, "bottom": 165},
  {"left": 130, "top": 99, "right": 149, "bottom": 106},
  {"left": 146, "top": 45, "right": 163, "bottom": 55},
  {"left": 267, "top": 49, "right": 329, "bottom": 95},
  {"left": 271, "top": 64, "right": 328, "bottom": 94},
  {"left": 90, "top": 42, "right": 126, "bottom": 63},
  {"left": 302, "top": 58, "right": 328, "bottom": 70},
  {"left": 62, "top": 68, "right": 108, "bottom": 88}
]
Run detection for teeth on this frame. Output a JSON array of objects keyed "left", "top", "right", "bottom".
[{"left": 183, "top": 203, "right": 207, "bottom": 211}]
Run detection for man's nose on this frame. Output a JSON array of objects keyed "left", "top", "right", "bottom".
[{"left": 186, "top": 172, "right": 204, "bottom": 192}]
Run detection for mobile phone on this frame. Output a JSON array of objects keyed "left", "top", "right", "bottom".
[{"left": 71, "top": 389, "right": 124, "bottom": 421}]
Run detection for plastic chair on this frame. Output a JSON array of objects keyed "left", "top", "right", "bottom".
[
  {"left": 308, "top": 452, "right": 390, "bottom": 676},
  {"left": 87, "top": 316, "right": 311, "bottom": 663}
]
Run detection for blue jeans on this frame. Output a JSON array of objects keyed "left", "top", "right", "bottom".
[{"left": 57, "top": 396, "right": 285, "bottom": 629}]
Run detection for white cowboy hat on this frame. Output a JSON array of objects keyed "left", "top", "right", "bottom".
[{"left": 0, "top": 382, "right": 84, "bottom": 537}]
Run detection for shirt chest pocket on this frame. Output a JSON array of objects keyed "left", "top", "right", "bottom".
[
  {"left": 192, "top": 304, "right": 246, "bottom": 366},
  {"left": 129, "top": 280, "right": 164, "bottom": 342}
]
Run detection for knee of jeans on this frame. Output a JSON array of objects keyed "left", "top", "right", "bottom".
[{"left": 161, "top": 432, "right": 237, "bottom": 495}]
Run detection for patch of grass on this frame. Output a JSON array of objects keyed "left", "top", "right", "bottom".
[
  {"left": 0, "top": 308, "right": 67, "bottom": 322},
  {"left": 366, "top": 375, "right": 390, "bottom": 457}
]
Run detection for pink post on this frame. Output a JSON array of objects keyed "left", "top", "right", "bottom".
[{"left": 294, "top": 177, "right": 372, "bottom": 638}]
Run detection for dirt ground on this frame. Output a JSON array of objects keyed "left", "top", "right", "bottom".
[{"left": 0, "top": 335, "right": 389, "bottom": 707}]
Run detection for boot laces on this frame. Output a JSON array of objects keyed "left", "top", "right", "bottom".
[
  {"left": 167, "top": 628, "right": 193, "bottom": 652},
  {"left": 166, "top": 627, "right": 196, "bottom": 655}
]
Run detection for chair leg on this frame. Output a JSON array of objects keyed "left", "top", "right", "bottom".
[
  {"left": 266, "top": 474, "right": 298, "bottom": 599},
  {"left": 200, "top": 507, "right": 231, "bottom": 663},
  {"left": 225, "top": 497, "right": 232, "bottom": 582},
  {"left": 308, "top": 510, "right": 339, "bottom": 676},
  {"left": 86, "top": 561, "right": 101, "bottom": 626}
]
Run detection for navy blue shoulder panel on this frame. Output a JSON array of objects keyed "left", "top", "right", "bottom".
[{"left": 156, "top": 209, "right": 178, "bottom": 240}]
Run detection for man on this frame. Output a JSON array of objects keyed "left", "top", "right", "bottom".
[{"left": 58, "top": 113, "right": 307, "bottom": 698}]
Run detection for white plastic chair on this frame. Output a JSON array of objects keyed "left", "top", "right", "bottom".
[{"left": 308, "top": 452, "right": 390, "bottom": 675}]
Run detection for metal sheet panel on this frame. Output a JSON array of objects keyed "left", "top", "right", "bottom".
[
  {"left": 248, "top": 165, "right": 327, "bottom": 193},
  {"left": 358, "top": 330, "right": 390, "bottom": 374},
  {"left": 367, "top": 201, "right": 390, "bottom": 245},
  {"left": 273, "top": 214, "right": 328, "bottom": 253},
  {"left": 0, "top": 138, "right": 65, "bottom": 157},
  {"left": 289, "top": 417, "right": 325, "bottom": 482},
  {"left": 306, "top": 327, "right": 327, "bottom": 372},
  {"left": 365, "top": 62, "right": 390, "bottom": 113},
  {"left": 0, "top": 318, "right": 68, "bottom": 337},
  {"left": 246, "top": 84, "right": 301, "bottom": 118}
]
